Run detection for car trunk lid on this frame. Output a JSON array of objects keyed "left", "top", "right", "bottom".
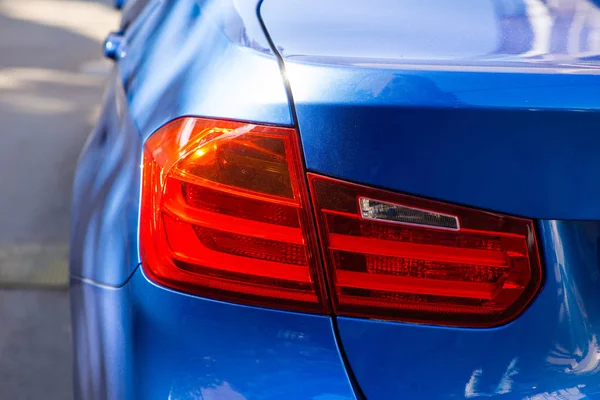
[{"left": 261, "top": 0, "right": 600, "bottom": 398}]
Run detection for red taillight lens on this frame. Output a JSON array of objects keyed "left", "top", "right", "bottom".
[
  {"left": 140, "top": 117, "right": 542, "bottom": 326},
  {"left": 140, "top": 118, "right": 326, "bottom": 313},
  {"left": 308, "top": 175, "right": 542, "bottom": 327}
]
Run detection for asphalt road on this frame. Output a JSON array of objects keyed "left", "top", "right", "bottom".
[{"left": 0, "top": 0, "right": 118, "bottom": 398}]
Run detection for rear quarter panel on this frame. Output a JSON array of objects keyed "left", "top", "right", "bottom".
[
  {"left": 70, "top": 1, "right": 359, "bottom": 399},
  {"left": 71, "top": 0, "right": 293, "bottom": 286}
]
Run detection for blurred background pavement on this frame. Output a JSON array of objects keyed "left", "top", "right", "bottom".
[{"left": 0, "top": 0, "right": 119, "bottom": 397}]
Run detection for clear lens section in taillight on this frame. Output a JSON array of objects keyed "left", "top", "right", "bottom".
[
  {"left": 308, "top": 174, "right": 542, "bottom": 327},
  {"left": 140, "top": 117, "right": 327, "bottom": 313}
]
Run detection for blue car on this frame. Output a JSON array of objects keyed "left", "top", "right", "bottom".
[{"left": 69, "top": 0, "right": 600, "bottom": 398}]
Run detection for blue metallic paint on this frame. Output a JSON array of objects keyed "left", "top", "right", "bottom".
[
  {"left": 71, "top": 1, "right": 358, "bottom": 398},
  {"left": 71, "top": 269, "right": 358, "bottom": 400},
  {"left": 335, "top": 221, "right": 600, "bottom": 399},
  {"left": 114, "top": 0, "right": 126, "bottom": 10},
  {"left": 71, "top": 0, "right": 293, "bottom": 286},
  {"left": 104, "top": 32, "right": 124, "bottom": 61},
  {"left": 72, "top": 0, "right": 600, "bottom": 398},
  {"left": 261, "top": 0, "right": 600, "bottom": 220},
  {"left": 118, "top": 0, "right": 292, "bottom": 140},
  {"left": 259, "top": 1, "right": 600, "bottom": 398},
  {"left": 261, "top": 0, "right": 600, "bottom": 70},
  {"left": 71, "top": 275, "right": 134, "bottom": 399},
  {"left": 70, "top": 73, "right": 142, "bottom": 286}
]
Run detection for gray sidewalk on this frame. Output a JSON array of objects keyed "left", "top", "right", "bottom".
[{"left": 0, "top": 0, "right": 118, "bottom": 397}]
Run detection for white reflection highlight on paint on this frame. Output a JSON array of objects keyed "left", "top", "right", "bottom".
[{"left": 465, "top": 358, "right": 519, "bottom": 398}]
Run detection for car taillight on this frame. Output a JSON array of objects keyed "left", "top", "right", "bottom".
[
  {"left": 308, "top": 175, "right": 542, "bottom": 327},
  {"left": 140, "top": 117, "right": 327, "bottom": 313},
  {"left": 141, "top": 117, "right": 542, "bottom": 327}
]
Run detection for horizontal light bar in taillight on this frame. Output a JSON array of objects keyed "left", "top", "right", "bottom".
[
  {"left": 308, "top": 174, "right": 542, "bottom": 327},
  {"left": 140, "top": 117, "right": 327, "bottom": 313}
]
